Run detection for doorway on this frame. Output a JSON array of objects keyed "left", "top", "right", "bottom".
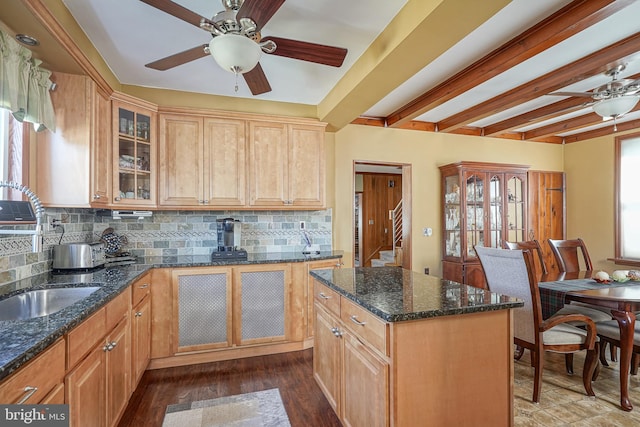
[{"left": 354, "top": 161, "right": 412, "bottom": 269}]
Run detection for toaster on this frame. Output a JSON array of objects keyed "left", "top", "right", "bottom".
[{"left": 52, "top": 242, "right": 106, "bottom": 270}]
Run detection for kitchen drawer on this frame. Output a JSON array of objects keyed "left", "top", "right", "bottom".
[
  {"left": 0, "top": 338, "right": 65, "bottom": 404},
  {"left": 106, "top": 289, "right": 131, "bottom": 331},
  {"left": 67, "top": 307, "right": 106, "bottom": 368},
  {"left": 340, "top": 297, "right": 389, "bottom": 356},
  {"left": 132, "top": 274, "right": 151, "bottom": 307},
  {"left": 314, "top": 282, "right": 340, "bottom": 317}
]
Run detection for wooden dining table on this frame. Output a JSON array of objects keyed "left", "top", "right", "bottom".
[{"left": 539, "top": 271, "right": 640, "bottom": 412}]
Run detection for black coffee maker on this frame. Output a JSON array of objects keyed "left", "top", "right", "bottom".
[{"left": 212, "top": 218, "right": 247, "bottom": 260}]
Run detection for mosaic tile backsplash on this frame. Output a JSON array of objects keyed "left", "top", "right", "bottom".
[{"left": 0, "top": 208, "right": 332, "bottom": 286}]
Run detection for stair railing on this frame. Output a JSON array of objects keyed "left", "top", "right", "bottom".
[{"left": 390, "top": 200, "right": 403, "bottom": 258}]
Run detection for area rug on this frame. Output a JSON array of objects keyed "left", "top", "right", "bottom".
[{"left": 162, "top": 388, "right": 291, "bottom": 427}]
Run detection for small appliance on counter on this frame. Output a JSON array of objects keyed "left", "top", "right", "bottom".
[
  {"left": 52, "top": 242, "right": 106, "bottom": 271},
  {"left": 211, "top": 217, "right": 247, "bottom": 261}
]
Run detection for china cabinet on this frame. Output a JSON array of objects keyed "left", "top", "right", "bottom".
[
  {"left": 440, "top": 161, "right": 529, "bottom": 288},
  {"left": 111, "top": 92, "right": 157, "bottom": 206}
]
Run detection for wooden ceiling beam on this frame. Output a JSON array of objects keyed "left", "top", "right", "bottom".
[
  {"left": 564, "top": 118, "right": 640, "bottom": 143},
  {"left": 483, "top": 97, "right": 592, "bottom": 136},
  {"left": 437, "top": 31, "right": 640, "bottom": 133},
  {"left": 385, "top": 0, "right": 630, "bottom": 128}
]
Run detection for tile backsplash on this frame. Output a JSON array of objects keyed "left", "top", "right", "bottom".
[{"left": 0, "top": 208, "right": 332, "bottom": 286}]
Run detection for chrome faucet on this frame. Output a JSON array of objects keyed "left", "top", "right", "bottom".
[{"left": 0, "top": 181, "right": 45, "bottom": 252}]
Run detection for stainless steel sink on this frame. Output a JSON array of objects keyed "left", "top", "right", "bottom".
[{"left": 0, "top": 287, "right": 101, "bottom": 321}]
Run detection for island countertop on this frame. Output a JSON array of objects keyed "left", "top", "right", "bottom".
[{"left": 310, "top": 266, "right": 523, "bottom": 322}]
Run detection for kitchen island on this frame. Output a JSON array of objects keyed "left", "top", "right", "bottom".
[{"left": 310, "top": 267, "right": 522, "bottom": 427}]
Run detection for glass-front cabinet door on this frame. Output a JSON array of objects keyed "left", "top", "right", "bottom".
[
  {"left": 443, "top": 174, "right": 461, "bottom": 258},
  {"left": 506, "top": 174, "right": 526, "bottom": 243},
  {"left": 464, "top": 171, "right": 485, "bottom": 259},
  {"left": 112, "top": 98, "right": 156, "bottom": 206},
  {"left": 488, "top": 174, "right": 503, "bottom": 249}
]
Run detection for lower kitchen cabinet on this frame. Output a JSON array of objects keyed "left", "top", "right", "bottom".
[
  {"left": 65, "top": 290, "right": 131, "bottom": 427},
  {"left": 0, "top": 338, "right": 66, "bottom": 404},
  {"left": 131, "top": 273, "right": 152, "bottom": 389},
  {"left": 306, "top": 258, "right": 344, "bottom": 339},
  {"left": 314, "top": 295, "right": 389, "bottom": 427}
]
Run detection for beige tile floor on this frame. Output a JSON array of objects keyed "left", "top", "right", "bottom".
[{"left": 513, "top": 349, "right": 640, "bottom": 426}]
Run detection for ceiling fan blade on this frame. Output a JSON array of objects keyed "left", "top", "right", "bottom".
[
  {"left": 139, "top": 0, "right": 213, "bottom": 28},
  {"left": 145, "top": 45, "right": 209, "bottom": 70},
  {"left": 243, "top": 63, "right": 272, "bottom": 95},
  {"left": 236, "top": 0, "right": 285, "bottom": 31},
  {"left": 262, "top": 37, "right": 347, "bottom": 67},
  {"left": 547, "top": 91, "right": 594, "bottom": 98}
]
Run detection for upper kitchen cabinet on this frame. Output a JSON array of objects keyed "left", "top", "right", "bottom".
[
  {"left": 158, "top": 112, "right": 246, "bottom": 208},
  {"left": 440, "top": 161, "right": 528, "bottom": 288},
  {"left": 248, "top": 120, "right": 326, "bottom": 209},
  {"left": 36, "top": 73, "right": 111, "bottom": 207},
  {"left": 112, "top": 92, "right": 157, "bottom": 207}
]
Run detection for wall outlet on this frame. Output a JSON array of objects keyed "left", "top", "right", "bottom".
[
  {"left": 423, "top": 227, "right": 433, "bottom": 237},
  {"left": 299, "top": 221, "right": 306, "bottom": 230}
]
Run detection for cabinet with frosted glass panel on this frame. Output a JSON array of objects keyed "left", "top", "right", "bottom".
[{"left": 440, "top": 161, "right": 529, "bottom": 288}]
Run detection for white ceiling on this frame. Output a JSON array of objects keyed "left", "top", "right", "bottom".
[{"left": 61, "top": 0, "right": 409, "bottom": 104}]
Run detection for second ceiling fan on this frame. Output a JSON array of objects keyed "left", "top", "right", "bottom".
[{"left": 141, "top": 0, "right": 348, "bottom": 95}]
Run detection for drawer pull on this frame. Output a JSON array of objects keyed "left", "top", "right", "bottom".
[
  {"left": 17, "top": 386, "right": 38, "bottom": 404},
  {"left": 350, "top": 315, "right": 366, "bottom": 326},
  {"left": 139, "top": 284, "right": 149, "bottom": 289},
  {"left": 319, "top": 292, "right": 331, "bottom": 300}
]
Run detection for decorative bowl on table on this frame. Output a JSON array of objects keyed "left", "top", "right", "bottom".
[
  {"left": 593, "top": 271, "right": 611, "bottom": 284},
  {"left": 612, "top": 270, "right": 630, "bottom": 282}
]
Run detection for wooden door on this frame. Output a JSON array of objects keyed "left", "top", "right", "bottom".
[
  {"left": 313, "top": 305, "right": 342, "bottom": 415},
  {"left": 248, "top": 121, "right": 287, "bottom": 206},
  {"left": 204, "top": 117, "right": 247, "bottom": 206},
  {"left": 361, "top": 173, "right": 402, "bottom": 266},
  {"left": 528, "top": 171, "right": 565, "bottom": 274},
  {"left": 158, "top": 114, "right": 203, "bottom": 206},
  {"left": 91, "top": 85, "right": 111, "bottom": 206},
  {"left": 131, "top": 295, "right": 151, "bottom": 389},
  {"left": 106, "top": 317, "right": 130, "bottom": 427},
  {"left": 287, "top": 123, "right": 325, "bottom": 207},
  {"left": 342, "top": 331, "right": 389, "bottom": 427},
  {"left": 66, "top": 345, "right": 106, "bottom": 427}
]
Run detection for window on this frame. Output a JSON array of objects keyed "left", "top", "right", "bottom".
[
  {"left": 615, "top": 132, "right": 640, "bottom": 263},
  {"left": 0, "top": 108, "right": 28, "bottom": 200}
]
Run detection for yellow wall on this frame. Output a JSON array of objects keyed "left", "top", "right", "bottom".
[
  {"left": 564, "top": 133, "right": 629, "bottom": 272},
  {"left": 332, "top": 124, "right": 564, "bottom": 274}
]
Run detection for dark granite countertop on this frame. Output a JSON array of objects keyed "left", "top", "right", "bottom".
[
  {"left": 310, "top": 267, "right": 523, "bottom": 322},
  {"left": 0, "top": 251, "right": 342, "bottom": 382}
]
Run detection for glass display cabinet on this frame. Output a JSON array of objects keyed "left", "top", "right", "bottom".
[
  {"left": 112, "top": 97, "right": 156, "bottom": 206},
  {"left": 440, "top": 162, "right": 529, "bottom": 288}
]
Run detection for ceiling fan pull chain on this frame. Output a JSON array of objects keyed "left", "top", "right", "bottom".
[{"left": 234, "top": 72, "right": 239, "bottom": 92}]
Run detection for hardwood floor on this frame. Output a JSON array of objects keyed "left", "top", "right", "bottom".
[
  {"left": 120, "top": 347, "right": 640, "bottom": 427},
  {"left": 118, "top": 349, "right": 341, "bottom": 427}
]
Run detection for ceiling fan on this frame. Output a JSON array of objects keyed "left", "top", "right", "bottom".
[
  {"left": 140, "top": 0, "right": 348, "bottom": 95},
  {"left": 548, "top": 64, "right": 640, "bottom": 129}
]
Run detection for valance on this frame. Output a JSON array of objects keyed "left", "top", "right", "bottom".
[{"left": 0, "top": 29, "right": 55, "bottom": 132}]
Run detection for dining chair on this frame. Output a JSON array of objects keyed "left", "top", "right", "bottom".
[
  {"left": 475, "top": 246, "right": 599, "bottom": 403},
  {"left": 595, "top": 320, "right": 640, "bottom": 375},
  {"left": 503, "top": 240, "right": 610, "bottom": 370},
  {"left": 547, "top": 238, "right": 593, "bottom": 273}
]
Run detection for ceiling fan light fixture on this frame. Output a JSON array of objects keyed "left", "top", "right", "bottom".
[
  {"left": 593, "top": 96, "right": 639, "bottom": 118},
  {"left": 209, "top": 34, "right": 261, "bottom": 75}
]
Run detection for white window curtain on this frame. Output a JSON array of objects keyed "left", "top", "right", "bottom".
[{"left": 0, "top": 29, "right": 55, "bottom": 132}]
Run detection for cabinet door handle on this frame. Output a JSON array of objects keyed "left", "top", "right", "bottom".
[
  {"left": 350, "top": 315, "right": 366, "bottom": 326},
  {"left": 135, "top": 311, "right": 143, "bottom": 317},
  {"left": 110, "top": 341, "right": 117, "bottom": 349},
  {"left": 203, "top": 200, "right": 209, "bottom": 204},
  {"left": 330, "top": 327, "right": 342, "bottom": 337},
  {"left": 335, "top": 261, "right": 343, "bottom": 267},
  {"left": 318, "top": 292, "right": 331, "bottom": 300},
  {"left": 103, "top": 344, "right": 110, "bottom": 352},
  {"left": 93, "top": 194, "right": 101, "bottom": 200},
  {"left": 139, "top": 284, "right": 149, "bottom": 289},
  {"left": 17, "top": 386, "right": 38, "bottom": 404},
  {"left": 114, "top": 197, "right": 121, "bottom": 202}
]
